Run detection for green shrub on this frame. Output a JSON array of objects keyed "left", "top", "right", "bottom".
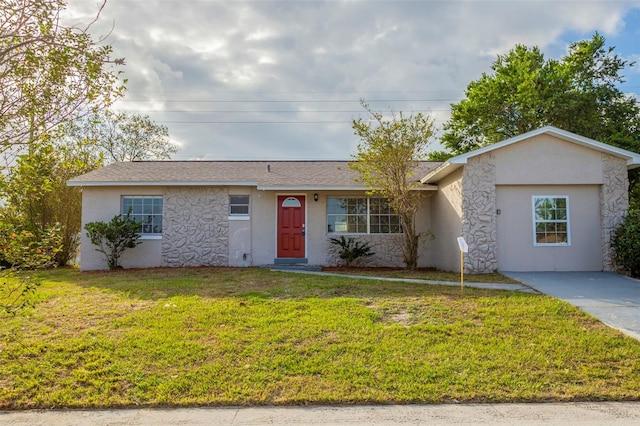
[
  {"left": 84, "top": 212, "right": 142, "bottom": 270},
  {"left": 612, "top": 209, "right": 640, "bottom": 277},
  {"left": 0, "top": 223, "right": 63, "bottom": 314},
  {"left": 0, "top": 223, "right": 63, "bottom": 269},
  {"left": 329, "top": 236, "right": 375, "bottom": 267}
]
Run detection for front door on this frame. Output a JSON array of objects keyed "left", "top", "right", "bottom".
[{"left": 277, "top": 195, "right": 306, "bottom": 258}]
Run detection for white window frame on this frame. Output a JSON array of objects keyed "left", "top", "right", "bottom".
[
  {"left": 229, "top": 195, "right": 250, "bottom": 220},
  {"left": 327, "top": 197, "right": 402, "bottom": 235},
  {"left": 121, "top": 196, "right": 163, "bottom": 239},
  {"left": 532, "top": 195, "right": 570, "bottom": 246}
]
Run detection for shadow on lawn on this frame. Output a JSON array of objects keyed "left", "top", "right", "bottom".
[{"left": 62, "top": 266, "right": 520, "bottom": 302}]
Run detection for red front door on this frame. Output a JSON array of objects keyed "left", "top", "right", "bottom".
[{"left": 277, "top": 195, "right": 305, "bottom": 258}]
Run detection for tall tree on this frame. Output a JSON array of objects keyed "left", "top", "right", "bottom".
[
  {"left": 442, "top": 33, "right": 640, "bottom": 155},
  {"left": 350, "top": 101, "right": 436, "bottom": 270},
  {"left": 0, "top": 0, "right": 125, "bottom": 155},
  {"left": 74, "top": 110, "right": 177, "bottom": 162}
]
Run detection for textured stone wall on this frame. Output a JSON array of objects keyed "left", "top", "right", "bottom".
[
  {"left": 162, "top": 187, "right": 230, "bottom": 267},
  {"left": 600, "top": 154, "right": 629, "bottom": 271},
  {"left": 461, "top": 154, "right": 498, "bottom": 273},
  {"left": 325, "top": 234, "right": 405, "bottom": 267}
]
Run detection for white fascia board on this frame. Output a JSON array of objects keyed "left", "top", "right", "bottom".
[
  {"left": 257, "top": 185, "right": 438, "bottom": 191},
  {"left": 257, "top": 185, "right": 367, "bottom": 191},
  {"left": 66, "top": 181, "right": 259, "bottom": 187}
]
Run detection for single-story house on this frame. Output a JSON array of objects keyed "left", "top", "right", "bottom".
[{"left": 68, "top": 126, "right": 640, "bottom": 273}]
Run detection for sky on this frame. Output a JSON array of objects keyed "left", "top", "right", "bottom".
[{"left": 65, "top": 0, "right": 640, "bottom": 160}]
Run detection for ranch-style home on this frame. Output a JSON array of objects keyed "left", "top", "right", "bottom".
[{"left": 68, "top": 126, "right": 640, "bottom": 273}]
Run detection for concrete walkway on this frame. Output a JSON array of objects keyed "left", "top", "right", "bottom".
[
  {"left": 3, "top": 402, "right": 640, "bottom": 425},
  {"left": 503, "top": 271, "right": 640, "bottom": 340},
  {"left": 277, "top": 268, "right": 535, "bottom": 292}
]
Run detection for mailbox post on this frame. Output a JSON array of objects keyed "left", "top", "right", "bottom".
[{"left": 457, "top": 237, "right": 468, "bottom": 295}]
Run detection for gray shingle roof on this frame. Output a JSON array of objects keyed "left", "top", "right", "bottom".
[{"left": 68, "top": 161, "right": 442, "bottom": 189}]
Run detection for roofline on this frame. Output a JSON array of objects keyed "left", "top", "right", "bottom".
[
  {"left": 67, "top": 181, "right": 259, "bottom": 187},
  {"left": 258, "top": 185, "right": 365, "bottom": 191},
  {"left": 67, "top": 181, "right": 440, "bottom": 191},
  {"left": 421, "top": 126, "right": 640, "bottom": 183},
  {"left": 257, "top": 185, "right": 439, "bottom": 191}
]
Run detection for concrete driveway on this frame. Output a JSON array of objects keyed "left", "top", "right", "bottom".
[{"left": 503, "top": 272, "right": 640, "bottom": 340}]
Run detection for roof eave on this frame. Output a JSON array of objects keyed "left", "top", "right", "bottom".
[
  {"left": 420, "top": 160, "right": 464, "bottom": 184},
  {"left": 67, "top": 181, "right": 259, "bottom": 187},
  {"left": 257, "top": 185, "right": 366, "bottom": 191},
  {"left": 256, "top": 185, "right": 438, "bottom": 191}
]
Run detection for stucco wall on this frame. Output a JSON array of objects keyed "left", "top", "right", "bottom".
[
  {"left": 162, "top": 187, "right": 229, "bottom": 267},
  {"left": 79, "top": 186, "right": 435, "bottom": 270},
  {"left": 496, "top": 185, "right": 603, "bottom": 271},
  {"left": 317, "top": 191, "right": 433, "bottom": 268},
  {"left": 228, "top": 187, "right": 253, "bottom": 267},
  {"left": 494, "top": 134, "right": 604, "bottom": 185},
  {"left": 79, "top": 186, "right": 164, "bottom": 271},
  {"left": 600, "top": 154, "right": 629, "bottom": 271},
  {"left": 462, "top": 154, "right": 498, "bottom": 273},
  {"left": 429, "top": 168, "right": 464, "bottom": 272},
  {"left": 480, "top": 136, "right": 629, "bottom": 272},
  {"left": 250, "top": 190, "right": 277, "bottom": 265}
]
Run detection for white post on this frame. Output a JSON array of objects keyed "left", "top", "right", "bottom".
[
  {"left": 460, "top": 251, "right": 464, "bottom": 294},
  {"left": 457, "top": 237, "right": 469, "bottom": 296}
]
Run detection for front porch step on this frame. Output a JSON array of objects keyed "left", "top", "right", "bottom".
[
  {"left": 261, "top": 263, "right": 323, "bottom": 272},
  {"left": 273, "top": 258, "right": 308, "bottom": 265}
]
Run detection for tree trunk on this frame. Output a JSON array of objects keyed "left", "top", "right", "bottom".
[{"left": 401, "top": 212, "right": 419, "bottom": 270}]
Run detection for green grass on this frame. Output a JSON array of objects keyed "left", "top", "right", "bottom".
[{"left": 1, "top": 266, "right": 640, "bottom": 408}]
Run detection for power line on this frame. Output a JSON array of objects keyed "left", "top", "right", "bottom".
[
  {"left": 118, "top": 99, "right": 461, "bottom": 103},
  {"left": 157, "top": 119, "right": 450, "bottom": 124},
  {"left": 121, "top": 109, "right": 451, "bottom": 113}
]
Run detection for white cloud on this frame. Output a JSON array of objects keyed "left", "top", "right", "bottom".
[{"left": 63, "top": 0, "right": 640, "bottom": 160}]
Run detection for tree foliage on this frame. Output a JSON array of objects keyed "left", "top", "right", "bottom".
[
  {"left": 350, "top": 101, "right": 436, "bottom": 270},
  {"left": 442, "top": 33, "right": 640, "bottom": 155},
  {"left": 84, "top": 212, "right": 142, "bottom": 270},
  {"left": 71, "top": 110, "right": 177, "bottom": 163},
  {"left": 0, "top": 0, "right": 125, "bottom": 155},
  {"left": 0, "top": 133, "right": 103, "bottom": 265}
]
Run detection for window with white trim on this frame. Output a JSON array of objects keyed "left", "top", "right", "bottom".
[
  {"left": 532, "top": 196, "right": 570, "bottom": 245},
  {"left": 327, "top": 197, "right": 401, "bottom": 234},
  {"left": 229, "top": 195, "right": 250, "bottom": 215},
  {"left": 122, "top": 196, "right": 163, "bottom": 236}
]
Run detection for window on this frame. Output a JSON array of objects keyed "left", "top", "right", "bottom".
[
  {"left": 369, "top": 197, "right": 402, "bottom": 234},
  {"left": 122, "top": 196, "right": 163, "bottom": 236},
  {"left": 327, "top": 197, "right": 401, "bottom": 234},
  {"left": 281, "top": 196, "right": 301, "bottom": 207},
  {"left": 533, "top": 196, "right": 569, "bottom": 246},
  {"left": 230, "top": 195, "right": 250, "bottom": 215}
]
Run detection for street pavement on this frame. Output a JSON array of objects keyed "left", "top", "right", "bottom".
[{"left": 3, "top": 402, "right": 640, "bottom": 425}]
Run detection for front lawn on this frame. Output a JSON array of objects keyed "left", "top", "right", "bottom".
[{"left": 1, "top": 267, "right": 640, "bottom": 408}]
